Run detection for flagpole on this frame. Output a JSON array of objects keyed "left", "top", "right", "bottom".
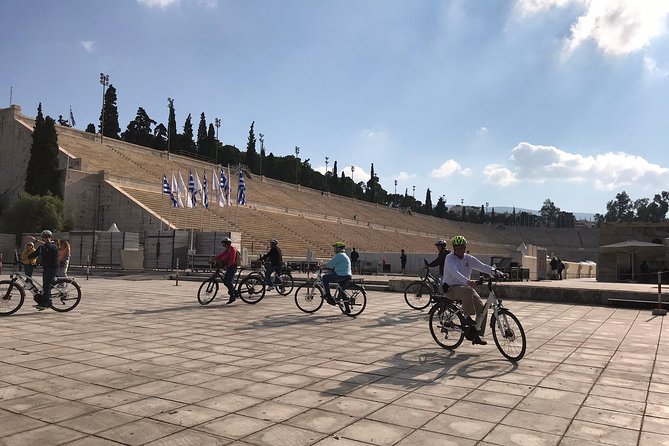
[{"left": 160, "top": 179, "right": 165, "bottom": 231}]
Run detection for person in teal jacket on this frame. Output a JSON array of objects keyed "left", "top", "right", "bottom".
[{"left": 322, "top": 242, "right": 352, "bottom": 306}]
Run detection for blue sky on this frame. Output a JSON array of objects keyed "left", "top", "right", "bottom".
[{"left": 2, "top": 0, "right": 669, "bottom": 215}]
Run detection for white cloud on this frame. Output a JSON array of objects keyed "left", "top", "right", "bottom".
[
  {"left": 343, "top": 165, "right": 368, "bottom": 183},
  {"left": 487, "top": 141, "right": 669, "bottom": 190},
  {"left": 430, "top": 159, "right": 471, "bottom": 178},
  {"left": 484, "top": 165, "right": 518, "bottom": 186},
  {"left": 475, "top": 126, "right": 489, "bottom": 137},
  {"left": 644, "top": 56, "right": 669, "bottom": 77},
  {"left": 517, "top": 0, "right": 669, "bottom": 57},
  {"left": 137, "top": 0, "right": 179, "bottom": 8},
  {"left": 395, "top": 172, "right": 415, "bottom": 181},
  {"left": 80, "top": 41, "right": 95, "bottom": 53}
]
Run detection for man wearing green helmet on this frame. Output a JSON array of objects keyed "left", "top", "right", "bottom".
[
  {"left": 321, "top": 242, "right": 352, "bottom": 309},
  {"left": 443, "top": 235, "right": 497, "bottom": 345}
]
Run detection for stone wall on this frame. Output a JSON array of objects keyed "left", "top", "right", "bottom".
[{"left": 0, "top": 105, "right": 33, "bottom": 203}]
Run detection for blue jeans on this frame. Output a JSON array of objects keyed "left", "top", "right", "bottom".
[
  {"left": 265, "top": 265, "right": 283, "bottom": 287},
  {"left": 322, "top": 272, "right": 351, "bottom": 298}
]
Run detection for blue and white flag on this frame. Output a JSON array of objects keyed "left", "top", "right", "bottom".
[
  {"left": 162, "top": 175, "right": 171, "bottom": 195},
  {"left": 237, "top": 169, "right": 246, "bottom": 206},
  {"left": 220, "top": 168, "right": 229, "bottom": 206},
  {"left": 170, "top": 172, "right": 181, "bottom": 208},
  {"left": 202, "top": 171, "right": 209, "bottom": 209},
  {"left": 188, "top": 170, "right": 198, "bottom": 207},
  {"left": 69, "top": 106, "right": 76, "bottom": 127}
]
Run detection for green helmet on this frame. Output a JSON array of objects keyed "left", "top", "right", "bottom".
[
  {"left": 451, "top": 235, "right": 467, "bottom": 246},
  {"left": 333, "top": 242, "right": 345, "bottom": 250}
]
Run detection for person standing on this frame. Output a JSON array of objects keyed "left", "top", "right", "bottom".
[
  {"left": 350, "top": 247, "right": 360, "bottom": 274},
  {"left": 557, "top": 258, "right": 565, "bottom": 280},
  {"left": 400, "top": 249, "right": 407, "bottom": 274},
  {"left": 20, "top": 242, "right": 37, "bottom": 277},
  {"left": 28, "top": 230, "right": 59, "bottom": 310},
  {"left": 550, "top": 257, "right": 558, "bottom": 280},
  {"left": 212, "top": 237, "right": 239, "bottom": 304},
  {"left": 260, "top": 239, "right": 283, "bottom": 290}
]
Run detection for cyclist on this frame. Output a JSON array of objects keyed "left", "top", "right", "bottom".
[
  {"left": 321, "top": 242, "right": 352, "bottom": 307},
  {"left": 28, "top": 230, "right": 59, "bottom": 310},
  {"left": 427, "top": 239, "right": 450, "bottom": 279},
  {"left": 259, "top": 239, "right": 283, "bottom": 291},
  {"left": 443, "top": 235, "right": 500, "bottom": 346},
  {"left": 211, "top": 237, "right": 239, "bottom": 304}
]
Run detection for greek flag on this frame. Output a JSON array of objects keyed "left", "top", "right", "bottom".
[
  {"left": 179, "top": 171, "right": 191, "bottom": 208},
  {"left": 162, "top": 175, "right": 171, "bottom": 195},
  {"left": 69, "top": 106, "right": 76, "bottom": 127},
  {"left": 188, "top": 171, "right": 197, "bottom": 207},
  {"left": 237, "top": 169, "right": 246, "bottom": 206},
  {"left": 171, "top": 172, "right": 181, "bottom": 208},
  {"left": 220, "top": 168, "right": 229, "bottom": 206},
  {"left": 202, "top": 171, "right": 209, "bottom": 209}
]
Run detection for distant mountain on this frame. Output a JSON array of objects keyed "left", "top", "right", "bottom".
[{"left": 472, "top": 206, "right": 596, "bottom": 221}]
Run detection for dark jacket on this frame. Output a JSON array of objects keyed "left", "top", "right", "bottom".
[
  {"left": 29, "top": 241, "right": 59, "bottom": 269},
  {"left": 260, "top": 246, "right": 283, "bottom": 266},
  {"left": 350, "top": 250, "right": 359, "bottom": 263},
  {"left": 427, "top": 249, "right": 449, "bottom": 276}
]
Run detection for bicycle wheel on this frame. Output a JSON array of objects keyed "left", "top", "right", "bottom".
[
  {"left": 0, "top": 280, "right": 25, "bottom": 316},
  {"left": 294, "top": 282, "right": 324, "bottom": 313},
  {"left": 338, "top": 283, "right": 367, "bottom": 317},
  {"left": 276, "top": 273, "right": 294, "bottom": 296},
  {"left": 404, "top": 281, "right": 433, "bottom": 310},
  {"left": 428, "top": 301, "right": 465, "bottom": 349},
  {"left": 197, "top": 277, "right": 219, "bottom": 305},
  {"left": 491, "top": 309, "right": 526, "bottom": 362},
  {"left": 238, "top": 273, "right": 266, "bottom": 304},
  {"left": 50, "top": 278, "right": 82, "bottom": 312}
]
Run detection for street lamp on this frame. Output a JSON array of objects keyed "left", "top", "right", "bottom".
[
  {"left": 295, "top": 146, "right": 300, "bottom": 186},
  {"left": 325, "top": 156, "right": 329, "bottom": 192},
  {"left": 99, "top": 73, "right": 109, "bottom": 144},
  {"left": 394, "top": 179, "right": 397, "bottom": 195},
  {"left": 214, "top": 118, "right": 221, "bottom": 164},
  {"left": 412, "top": 185, "right": 415, "bottom": 198},
  {"left": 351, "top": 165, "right": 355, "bottom": 197},
  {"left": 258, "top": 133, "right": 264, "bottom": 176},
  {"left": 167, "top": 98, "right": 173, "bottom": 160}
]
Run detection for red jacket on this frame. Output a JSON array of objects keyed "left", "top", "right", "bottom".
[{"left": 214, "top": 246, "right": 238, "bottom": 267}]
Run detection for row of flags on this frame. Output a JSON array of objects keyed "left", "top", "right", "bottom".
[{"left": 162, "top": 167, "right": 246, "bottom": 209}]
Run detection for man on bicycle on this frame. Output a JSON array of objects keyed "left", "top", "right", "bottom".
[
  {"left": 259, "top": 239, "right": 283, "bottom": 291},
  {"left": 212, "top": 237, "right": 239, "bottom": 304},
  {"left": 427, "top": 240, "right": 450, "bottom": 279},
  {"left": 443, "top": 235, "right": 496, "bottom": 346},
  {"left": 28, "top": 230, "right": 59, "bottom": 310},
  {"left": 322, "top": 242, "right": 352, "bottom": 307}
]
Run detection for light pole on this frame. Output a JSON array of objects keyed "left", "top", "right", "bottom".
[
  {"left": 325, "top": 156, "right": 329, "bottom": 192},
  {"left": 167, "top": 98, "right": 173, "bottom": 160},
  {"left": 258, "top": 133, "right": 264, "bottom": 176},
  {"left": 412, "top": 185, "right": 415, "bottom": 198},
  {"left": 294, "top": 146, "right": 300, "bottom": 186},
  {"left": 351, "top": 165, "right": 355, "bottom": 197},
  {"left": 394, "top": 179, "right": 397, "bottom": 195},
  {"left": 214, "top": 118, "right": 221, "bottom": 164},
  {"left": 99, "top": 73, "right": 109, "bottom": 144}
]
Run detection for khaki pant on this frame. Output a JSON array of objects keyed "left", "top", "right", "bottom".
[{"left": 446, "top": 285, "right": 488, "bottom": 335}]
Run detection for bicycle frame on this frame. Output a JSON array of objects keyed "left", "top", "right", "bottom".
[{"left": 11, "top": 272, "right": 47, "bottom": 297}]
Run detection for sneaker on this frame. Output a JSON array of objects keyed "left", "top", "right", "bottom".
[
  {"left": 33, "top": 305, "right": 48, "bottom": 311},
  {"left": 266, "top": 285, "right": 274, "bottom": 290},
  {"left": 343, "top": 304, "right": 351, "bottom": 314},
  {"left": 226, "top": 296, "right": 237, "bottom": 304},
  {"left": 472, "top": 336, "right": 487, "bottom": 346},
  {"left": 325, "top": 296, "right": 336, "bottom": 306}
]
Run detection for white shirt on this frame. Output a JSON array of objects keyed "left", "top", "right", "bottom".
[{"left": 443, "top": 252, "right": 494, "bottom": 286}]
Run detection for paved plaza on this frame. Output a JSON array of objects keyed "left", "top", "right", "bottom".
[{"left": 0, "top": 276, "right": 667, "bottom": 446}]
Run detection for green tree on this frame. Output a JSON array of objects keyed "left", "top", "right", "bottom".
[
  {"left": 207, "top": 123, "right": 216, "bottom": 159},
  {"left": 423, "top": 188, "right": 433, "bottom": 214},
  {"left": 25, "top": 103, "right": 60, "bottom": 197},
  {"left": 605, "top": 191, "right": 634, "bottom": 222},
  {"left": 153, "top": 123, "right": 167, "bottom": 150},
  {"left": 100, "top": 84, "right": 121, "bottom": 139},
  {"left": 179, "top": 113, "right": 195, "bottom": 153},
  {"left": 479, "top": 205, "right": 485, "bottom": 223},
  {"left": 540, "top": 198, "right": 560, "bottom": 227},
  {"left": 0, "top": 193, "right": 63, "bottom": 237},
  {"left": 434, "top": 196, "right": 447, "bottom": 218},
  {"left": 121, "top": 107, "right": 156, "bottom": 147},
  {"left": 245, "top": 121, "right": 257, "bottom": 172},
  {"left": 196, "top": 112, "right": 208, "bottom": 156},
  {"left": 85, "top": 123, "right": 96, "bottom": 134},
  {"left": 366, "top": 163, "right": 379, "bottom": 203},
  {"left": 167, "top": 98, "right": 177, "bottom": 153}
]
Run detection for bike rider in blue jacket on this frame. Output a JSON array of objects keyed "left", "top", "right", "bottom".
[{"left": 321, "top": 242, "right": 352, "bottom": 306}]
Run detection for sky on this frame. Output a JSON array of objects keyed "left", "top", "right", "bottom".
[{"left": 2, "top": 0, "right": 669, "bottom": 215}]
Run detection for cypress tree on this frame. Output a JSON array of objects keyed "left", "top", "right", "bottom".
[
  {"left": 100, "top": 84, "right": 121, "bottom": 139},
  {"left": 25, "top": 103, "right": 61, "bottom": 197},
  {"left": 167, "top": 98, "right": 176, "bottom": 153},
  {"left": 196, "top": 112, "right": 207, "bottom": 155},
  {"left": 424, "top": 188, "right": 433, "bottom": 214},
  {"left": 181, "top": 113, "right": 195, "bottom": 153},
  {"left": 245, "top": 121, "right": 257, "bottom": 172}
]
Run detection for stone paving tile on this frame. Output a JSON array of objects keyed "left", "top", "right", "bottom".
[{"left": 0, "top": 278, "right": 666, "bottom": 446}]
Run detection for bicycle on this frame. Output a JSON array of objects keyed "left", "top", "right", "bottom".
[
  {"left": 197, "top": 266, "right": 266, "bottom": 305},
  {"left": 294, "top": 267, "right": 367, "bottom": 316},
  {"left": 258, "top": 262, "right": 294, "bottom": 296},
  {"left": 428, "top": 272, "right": 526, "bottom": 362},
  {"left": 0, "top": 272, "right": 82, "bottom": 315},
  {"left": 404, "top": 259, "right": 443, "bottom": 310}
]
